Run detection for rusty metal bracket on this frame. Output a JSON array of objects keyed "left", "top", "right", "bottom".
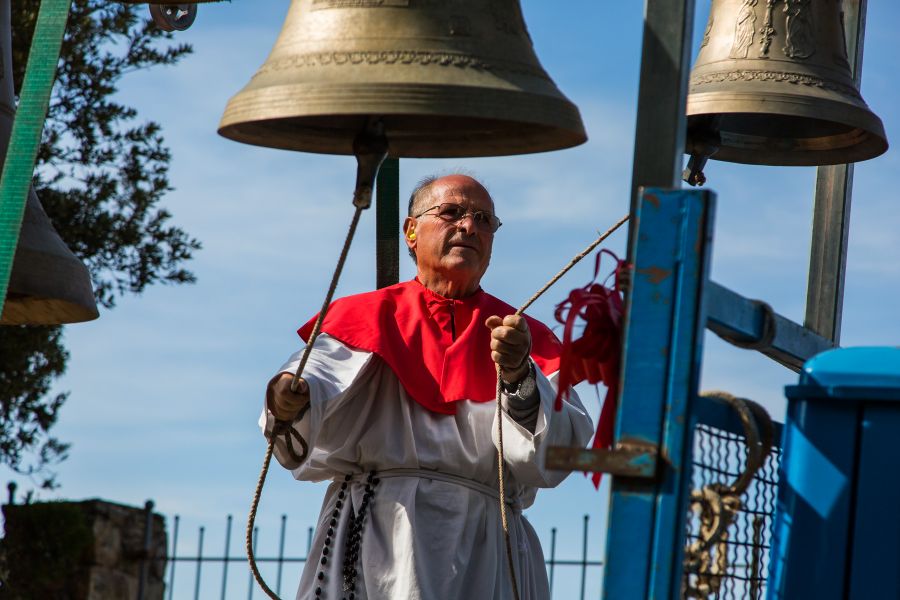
[{"left": 545, "top": 441, "right": 658, "bottom": 479}]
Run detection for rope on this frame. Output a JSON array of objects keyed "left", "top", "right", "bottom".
[
  {"left": 248, "top": 438, "right": 278, "bottom": 598},
  {"left": 517, "top": 214, "right": 630, "bottom": 315},
  {"left": 247, "top": 203, "right": 366, "bottom": 600},
  {"left": 290, "top": 205, "right": 365, "bottom": 393},
  {"left": 495, "top": 213, "right": 630, "bottom": 600},
  {"left": 698, "top": 391, "right": 774, "bottom": 493},
  {"left": 495, "top": 376, "right": 522, "bottom": 600}
]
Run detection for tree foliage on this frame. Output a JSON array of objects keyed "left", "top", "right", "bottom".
[{"left": 1, "top": 1, "right": 199, "bottom": 488}]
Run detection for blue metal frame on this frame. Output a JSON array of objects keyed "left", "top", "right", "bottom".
[
  {"left": 596, "top": 0, "right": 873, "bottom": 596},
  {"left": 603, "top": 187, "right": 715, "bottom": 599},
  {"left": 690, "top": 393, "right": 784, "bottom": 441}
]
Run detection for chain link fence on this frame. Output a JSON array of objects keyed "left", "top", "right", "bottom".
[{"left": 682, "top": 394, "right": 783, "bottom": 600}]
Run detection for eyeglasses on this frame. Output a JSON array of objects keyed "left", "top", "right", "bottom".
[{"left": 414, "top": 203, "right": 502, "bottom": 233}]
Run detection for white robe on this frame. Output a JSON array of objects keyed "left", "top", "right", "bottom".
[{"left": 260, "top": 333, "right": 594, "bottom": 600}]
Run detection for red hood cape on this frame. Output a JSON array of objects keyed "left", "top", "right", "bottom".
[{"left": 298, "top": 279, "right": 562, "bottom": 414}]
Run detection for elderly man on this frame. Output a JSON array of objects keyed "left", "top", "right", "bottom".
[{"left": 263, "top": 174, "right": 593, "bottom": 600}]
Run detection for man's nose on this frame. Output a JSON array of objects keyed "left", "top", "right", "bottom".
[{"left": 455, "top": 213, "right": 477, "bottom": 234}]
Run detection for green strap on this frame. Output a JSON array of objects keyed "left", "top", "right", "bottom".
[{"left": 0, "top": 0, "right": 72, "bottom": 309}]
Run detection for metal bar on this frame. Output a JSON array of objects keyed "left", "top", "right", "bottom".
[
  {"left": 171, "top": 556, "right": 307, "bottom": 563},
  {"left": 376, "top": 157, "right": 400, "bottom": 289},
  {"left": 805, "top": 0, "right": 868, "bottom": 344},
  {"left": 545, "top": 444, "right": 657, "bottom": 477},
  {"left": 604, "top": 189, "right": 715, "bottom": 600},
  {"left": 247, "top": 526, "right": 258, "bottom": 600},
  {"left": 580, "top": 515, "right": 589, "bottom": 600},
  {"left": 617, "top": 2, "right": 697, "bottom": 590},
  {"left": 163, "top": 554, "right": 601, "bottom": 566},
  {"left": 625, "top": 0, "right": 695, "bottom": 256},
  {"left": 707, "top": 280, "right": 835, "bottom": 371},
  {"left": 306, "top": 526, "right": 313, "bottom": 557},
  {"left": 221, "top": 515, "right": 232, "bottom": 600},
  {"left": 159, "top": 541, "right": 603, "bottom": 598},
  {"left": 549, "top": 527, "right": 557, "bottom": 594},
  {"left": 137, "top": 500, "right": 154, "bottom": 600},
  {"left": 276, "top": 514, "right": 287, "bottom": 595},
  {"left": 749, "top": 517, "right": 763, "bottom": 600},
  {"left": 194, "top": 526, "right": 205, "bottom": 600},
  {"left": 0, "top": 0, "right": 72, "bottom": 311},
  {"left": 168, "top": 516, "right": 180, "bottom": 600}
]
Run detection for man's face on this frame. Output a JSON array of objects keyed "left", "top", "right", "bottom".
[{"left": 405, "top": 175, "right": 496, "bottom": 293}]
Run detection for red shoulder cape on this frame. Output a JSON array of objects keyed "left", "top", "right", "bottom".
[{"left": 298, "top": 279, "right": 562, "bottom": 414}]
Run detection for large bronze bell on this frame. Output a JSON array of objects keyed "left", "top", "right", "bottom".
[
  {"left": 218, "top": 0, "right": 586, "bottom": 157},
  {"left": 686, "top": 0, "right": 887, "bottom": 171},
  {"left": 0, "top": 0, "right": 98, "bottom": 325}
]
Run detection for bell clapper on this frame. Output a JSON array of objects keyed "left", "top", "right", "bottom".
[
  {"left": 351, "top": 119, "right": 389, "bottom": 210},
  {"left": 683, "top": 124, "right": 721, "bottom": 187},
  {"left": 683, "top": 158, "right": 706, "bottom": 188},
  {"left": 683, "top": 153, "right": 709, "bottom": 187}
]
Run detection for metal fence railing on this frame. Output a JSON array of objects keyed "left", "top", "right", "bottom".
[{"left": 164, "top": 512, "right": 604, "bottom": 600}]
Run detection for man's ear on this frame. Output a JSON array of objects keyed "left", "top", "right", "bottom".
[{"left": 403, "top": 217, "right": 417, "bottom": 249}]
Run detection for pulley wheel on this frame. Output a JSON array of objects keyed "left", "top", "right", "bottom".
[{"left": 149, "top": 4, "right": 196, "bottom": 32}]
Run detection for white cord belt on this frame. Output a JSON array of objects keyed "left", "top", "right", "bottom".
[{"left": 343, "top": 467, "right": 524, "bottom": 511}]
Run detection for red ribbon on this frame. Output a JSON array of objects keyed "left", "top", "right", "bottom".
[{"left": 553, "top": 249, "right": 625, "bottom": 488}]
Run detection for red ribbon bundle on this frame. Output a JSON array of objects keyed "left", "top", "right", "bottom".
[{"left": 553, "top": 249, "right": 625, "bottom": 488}]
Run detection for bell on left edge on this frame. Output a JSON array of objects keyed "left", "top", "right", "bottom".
[
  {"left": 0, "top": 0, "right": 97, "bottom": 325},
  {"left": 1, "top": 189, "right": 100, "bottom": 325}
]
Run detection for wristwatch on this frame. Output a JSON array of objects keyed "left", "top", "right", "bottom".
[{"left": 501, "top": 360, "right": 536, "bottom": 402}]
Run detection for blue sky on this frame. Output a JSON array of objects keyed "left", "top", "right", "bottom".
[{"left": 8, "top": 1, "right": 900, "bottom": 597}]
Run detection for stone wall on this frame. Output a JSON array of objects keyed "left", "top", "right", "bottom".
[{"left": 0, "top": 499, "right": 167, "bottom": 600}]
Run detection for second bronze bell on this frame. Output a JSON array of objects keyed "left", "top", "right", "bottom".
[
  {"left": 686, "top": 0, "right": 887, "bottom": 169},
  {"left": 218, "top": 0, "right": 586, "bottom": 158}
]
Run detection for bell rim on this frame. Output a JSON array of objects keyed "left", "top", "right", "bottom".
[
  {"left": 0, "top": 298, "right": 99, "bottom": 325},
  {"left": 5, "top": 244, "right": 99, "bottom": 325},
  {"left": 687, "top": 91, "right": 888, "bottom": 166},
  {"left": 218, "top": 83, "right": 587, "bottom": 157}
]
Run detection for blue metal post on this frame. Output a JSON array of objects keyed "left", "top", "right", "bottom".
[{"left": 603, "top": 188, "right": 716, "bottom": 599}]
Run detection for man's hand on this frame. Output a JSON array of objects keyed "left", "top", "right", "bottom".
[
  {"left": 485, "top": 315, "right": 532, "bottom": 384},
  {"left": 268, "top": 373, "right": 311, "bottom": 421}
]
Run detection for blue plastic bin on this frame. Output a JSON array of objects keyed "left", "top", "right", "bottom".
[{"left": 769, "top": 347, "right": 900, "bottom": 599}]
